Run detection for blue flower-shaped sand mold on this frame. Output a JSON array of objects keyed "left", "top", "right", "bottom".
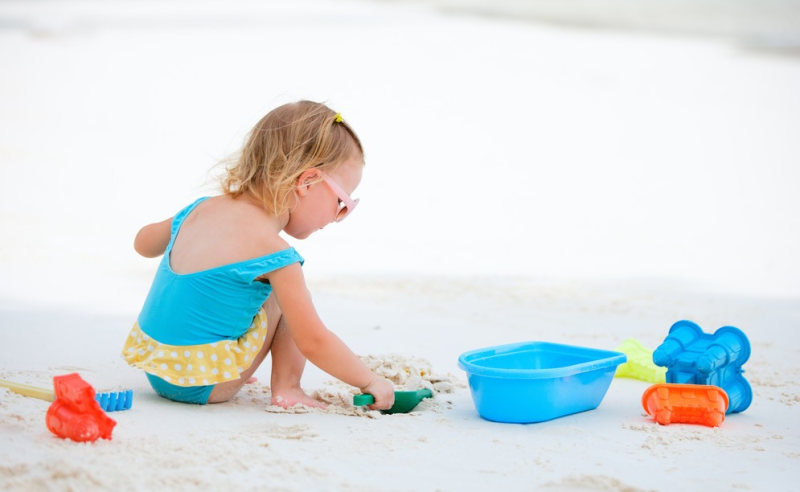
[{"left": 653, "top": 320, "right": 752, "bottom": 413}]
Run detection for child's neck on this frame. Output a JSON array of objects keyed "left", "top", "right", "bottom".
[{"left": 238, "top": 191, "right": 291, "bottom": 232}]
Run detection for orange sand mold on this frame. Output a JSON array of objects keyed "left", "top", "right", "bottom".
[{"left": 642, "top": 383, "right": 729, "bottom": 427}]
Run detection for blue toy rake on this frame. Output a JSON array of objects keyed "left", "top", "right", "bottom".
[{"left": 0, "top": 378, "right": 133, "bottom": 412}]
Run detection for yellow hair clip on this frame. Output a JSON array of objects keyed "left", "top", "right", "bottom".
[{"left": 334, "top": 113, "right": 343, "bottom": 123}]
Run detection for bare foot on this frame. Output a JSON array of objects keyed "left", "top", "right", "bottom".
[
  {"left": 271, "top": 387, "right": 327, "bottom": 409},
  {"left": 246, "top": 377, "right": 258, "bottom": 384}
]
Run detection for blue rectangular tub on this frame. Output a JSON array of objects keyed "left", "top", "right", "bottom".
[{"left": 458, "top": 342, "right": 627, "bottom": 423}]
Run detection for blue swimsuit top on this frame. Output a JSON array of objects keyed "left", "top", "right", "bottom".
[{"left": 137, "top": 197, "right": 304, "bottom": 345}]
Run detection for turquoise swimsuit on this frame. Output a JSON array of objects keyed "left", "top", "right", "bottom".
[{"left": 122, "top": 197, "right": 304, "bottom": 404}]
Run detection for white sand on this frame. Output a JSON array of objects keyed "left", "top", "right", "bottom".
[
  {"left": 2, "top": 278, "right": 799, "bottom": 491},
  {"left": 1, "top": 0, "right": 799, "bottom": 491}
]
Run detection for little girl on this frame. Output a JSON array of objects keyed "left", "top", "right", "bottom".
[{"left": 121, "top": 100, "right": 395, "bottom": 409}]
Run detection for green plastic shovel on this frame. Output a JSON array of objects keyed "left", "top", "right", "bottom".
[{"left": 353, "top": 389, "right": 433, "bottom": 414}]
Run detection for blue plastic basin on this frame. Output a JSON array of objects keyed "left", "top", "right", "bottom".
[{"left": 458, "top": 342, "right": 627, "bottom": 423}]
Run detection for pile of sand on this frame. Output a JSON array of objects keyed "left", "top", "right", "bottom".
[{"left": 263, "top": 353, "right": 463, "bottom": 417}]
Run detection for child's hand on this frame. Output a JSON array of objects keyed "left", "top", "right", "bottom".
[{"left": 361, "top": 376, "right": 394, "bottom": 411}]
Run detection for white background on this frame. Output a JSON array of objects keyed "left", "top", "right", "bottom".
[{"left": 0, "top": 0, "right": 799, "bottom": 312}]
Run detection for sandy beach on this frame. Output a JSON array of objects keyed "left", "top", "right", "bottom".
[{"left": 1, "top": 1, "right": 799, "bottom": 490}]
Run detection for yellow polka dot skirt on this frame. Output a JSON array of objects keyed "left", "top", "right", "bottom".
[{"left": 121, "top": 309, "right": 269, "bottom": 387}]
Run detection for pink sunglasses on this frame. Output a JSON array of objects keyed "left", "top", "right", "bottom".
[{"left": 322, "top": 174, "right": 359, "bottom": 222}]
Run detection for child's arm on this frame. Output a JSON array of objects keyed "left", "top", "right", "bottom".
[
  {"left": 268, "top": 263, "right": 395, "bottom": 409},
  {"left": 133, "top": 217, "right": 173, "bottom": 258}
]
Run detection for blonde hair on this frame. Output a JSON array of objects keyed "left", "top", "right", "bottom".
[{"left": 221, "top": 100, "right": 364, "bottom": 215}]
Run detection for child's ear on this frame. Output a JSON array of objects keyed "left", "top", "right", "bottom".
[{"left": 296, "top": 169, "right": 322, "bottom": 196}]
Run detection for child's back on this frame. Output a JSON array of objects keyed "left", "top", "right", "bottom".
[{"left": 169, "top": 195, "right": 287, "bottom": 275}]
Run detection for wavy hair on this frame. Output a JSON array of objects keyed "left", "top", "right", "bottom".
[{"left": 221, "top": 100, "right": 364, "bottom": 215}]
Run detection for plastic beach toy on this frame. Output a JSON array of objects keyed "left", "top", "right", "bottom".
[
  {"left": 0, "top": 378, "right": 133, "bottom": 412},
  {"left": 45, "top": 373, "right": 117, "bottom": 442},
  {"left": 614, "top": 338, "right": 666, "bottom": 383},
  {"left": 458, "top": 342, "right": 626, "bottom": 423},
  {"left": 353, "top": 389, "right": 433, "bottom": 414},
  {"left": 642, "top": 383, "right": 728, "bottom": 427},
  {"left": 653, "top": 320, "right": 751, "bottom": 413}
]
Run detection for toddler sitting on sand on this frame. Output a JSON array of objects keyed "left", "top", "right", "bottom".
[{"left": 121, "top": 101, "right": 394, "bottom": 410}]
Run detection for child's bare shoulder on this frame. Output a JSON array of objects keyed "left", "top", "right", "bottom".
[{"left": 207, "top": 195, "right": 287, "bottom": 251}]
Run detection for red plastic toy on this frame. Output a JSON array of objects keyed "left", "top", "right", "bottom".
[
  {"left": 642, "top": 383, "right": 728, "bottom": 427},
  {"left": 45, "top": 373, "right": 116, "bottom": 442}
]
